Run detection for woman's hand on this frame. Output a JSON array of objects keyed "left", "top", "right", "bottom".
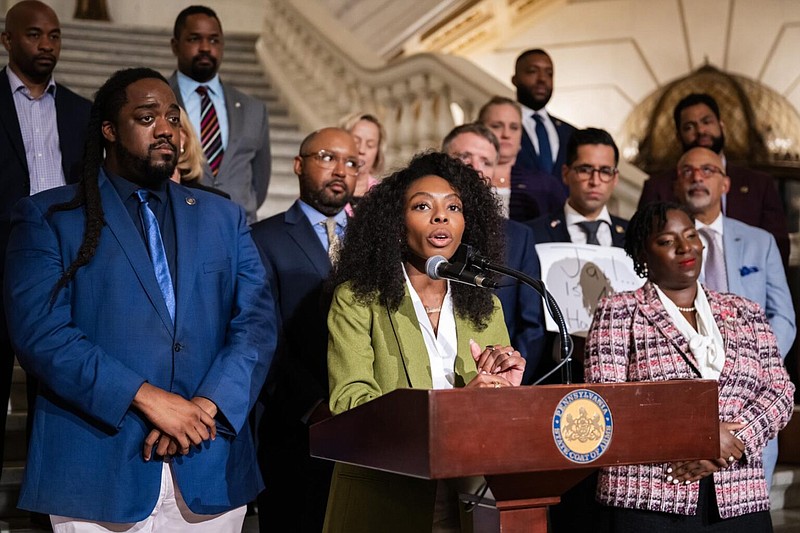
[
  {"left": 667, "top": 421, "right": 746, "bottom": 483},
  {"left": 469, "top": 339, "right": 526, "bottom": 386}
]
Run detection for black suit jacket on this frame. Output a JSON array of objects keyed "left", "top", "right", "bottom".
[
  {"left": 527, "top": 210, "right": 628, "bottom": 384},
  {"left": 513, "top": 113, "right": 577, "bottom": 182},
  {"left": 529, "top": 211, "right": 628, "bottom": 248}
]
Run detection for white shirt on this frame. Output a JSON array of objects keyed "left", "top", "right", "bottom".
[
  {"left": 695, "top": 213, "right": 725, "bottom": 286},
  {"left": 402, "top": 265, "right": 457, "bottom": 390},
  {"left": 519, "top": 103, "right": 559, "bottom": 164},
  {"left": 655, "top": 281, "right": 725, "bottom": 380},
  {"left": 564, "top": 202, "right": 613, "bottom": 246}
]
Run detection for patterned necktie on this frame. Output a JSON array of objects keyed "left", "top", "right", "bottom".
[
  {"left": 323, "top": 217, "right": 341, "bottom": 263},
  {"left": 196, "top": 85, "right": 224, "bottom": 176},
  {"left": 699, "top": 226, "right": 727, "bottom": 292},
  {"left": 578, "top": 220, "right": 603, "bottom": 245},
  {"left": 135, "top": 190, "right": 176, "bottom": 323},
  {"left": 533, "top": 113, "right": 553, "bottom": 174}
]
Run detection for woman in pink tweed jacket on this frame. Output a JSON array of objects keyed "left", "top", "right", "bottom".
[{"left": 585, "top": 201, "right": 794, "bottom": 532}]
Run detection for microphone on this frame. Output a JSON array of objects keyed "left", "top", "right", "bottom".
[{"left": 425, "top": 255, "right": 497, "bottom": 289}]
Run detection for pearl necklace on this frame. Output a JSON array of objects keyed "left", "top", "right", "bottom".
[{"left": 676, "top": 305, "right": 696, "bottom": 313}]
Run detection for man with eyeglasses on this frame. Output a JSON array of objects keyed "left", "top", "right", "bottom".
[
  {"left": 529, "top": 128, "right": 627, "bottom": 249},
  {"left": 638, "top": 92, "right": 789, "bottom": 266},
  {"left": 441, "top": 123, "right": 547, "bottom": 387},
  {"left": 169, "top": 5, "right": 271, "bottom": 223},
  {"left": 250, "top": 127, "right": 359, "bottom": 533},
  {"left": 673, "top": 146, "right": 795, "bottom": 492},
  {"left": 526, "top": 127, "right": 627, "bottom": 532}
]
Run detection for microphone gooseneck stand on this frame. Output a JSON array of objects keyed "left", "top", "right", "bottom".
[{"left": 469, "top": 254, "right": 574, "bottom": 385}]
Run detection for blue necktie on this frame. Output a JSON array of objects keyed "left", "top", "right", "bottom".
[
  {"left": 135, "top": 189, "right": 175, "bottom": 323},
  {"left": 533, "top": 113, "right": 553, "bottom": 174}
]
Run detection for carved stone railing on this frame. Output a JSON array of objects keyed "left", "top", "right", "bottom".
[
  {"left": 255, "top": 0, "right": 645, "bottom": 218},
  {"left": 255, "top": 0, "right": 513, "bottom": 170}
]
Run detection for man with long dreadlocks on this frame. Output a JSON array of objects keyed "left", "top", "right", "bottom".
[{"left": 3, "top": 67, "right": 275, "bottom": 532}]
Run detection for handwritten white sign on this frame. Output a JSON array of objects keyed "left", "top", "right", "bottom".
[{"left": 535, "top": 243, "right": 646, "bottom": 337}]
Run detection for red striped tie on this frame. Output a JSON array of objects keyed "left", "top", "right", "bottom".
[{"left": 196, "top": 85, "right": 224, "bottom": 176}]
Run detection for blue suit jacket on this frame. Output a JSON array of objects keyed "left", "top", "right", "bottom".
[
  {"left": 251, "top": 200, "right": 332, "bottom": 419},
  {"left": 496, "top": 220, "right": 546, "bottom": 384},
  {"left": 721, "top": 217, "right": 795, "bottom": 358},
  {"left": 513, "top": 114, "right": 576, "bottom": 182},
  {"left": 4, "top": 171, "right": 275, "bottom": 521}
]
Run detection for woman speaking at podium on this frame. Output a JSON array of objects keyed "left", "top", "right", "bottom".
[
  {"left": 323, "top": 151, "right": 526, "bottom": 532},
  {"left": 585, "top": 201, "right": 794, "bottom": 532}
]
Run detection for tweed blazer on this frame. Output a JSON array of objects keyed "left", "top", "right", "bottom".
[
  {"left": 324, "top": 282, "right": 510, "bottom": 532},
  {"left": 584, "top": 282, "right": 794, "bottom": 519}
]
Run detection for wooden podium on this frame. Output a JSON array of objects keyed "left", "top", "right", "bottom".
[{"left": 310, "top": 381, "right": 719, "bottom": 532}]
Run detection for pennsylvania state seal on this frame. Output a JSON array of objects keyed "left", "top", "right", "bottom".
[{"left": 552, "top": 389, "right": 613, "bottom": 463}]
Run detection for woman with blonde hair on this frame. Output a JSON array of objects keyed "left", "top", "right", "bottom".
[
  {"left": 172, "top": 107, "right": 230, "bottom": 199},
  {"left": 478, "top": 95, "right": 565, "bottom": 221},
  {"left": 339, "top": 111, "right": 387, "bottom": 213}
]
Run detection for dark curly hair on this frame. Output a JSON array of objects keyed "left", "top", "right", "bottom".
[
  {"left": 625, "top": 201, "right": 694, "bottom": 278},
  {"left": 329, "top": 151, "right": 505, "bottom": 329}
]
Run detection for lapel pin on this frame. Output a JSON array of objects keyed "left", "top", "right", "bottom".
[
  {"left": 186, "top": 197, "right": 196, "bottom": 205},
  {"left": 615, "top": 225, "right": 624, "bottom": 233},
  {"left": 740, "top": 186, "right": 749, "bottom": 193},
  {"left": 550, "top": 219, "right": 561, "bottom": 228},
  {"left": 235, "top": 102, "right": 241, "bottom": 108}
]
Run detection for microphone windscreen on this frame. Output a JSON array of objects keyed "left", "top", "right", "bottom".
[{"left": 425, "top": 255, "right": 447, "bottom": 280}]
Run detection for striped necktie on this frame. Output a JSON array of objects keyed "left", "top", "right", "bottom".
[{"left": 196, "top": 85, "right": 224, "bottom": 176}]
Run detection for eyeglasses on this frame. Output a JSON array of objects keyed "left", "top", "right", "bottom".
[
  {"left": 570, "top": 165, "right": 617, "bottom": 182},
  {"left": 300, "top": 150, "right": 362, "bottom": 174},
  {"left": 678, "top": 164, "right": 724, "bottom": 180}
]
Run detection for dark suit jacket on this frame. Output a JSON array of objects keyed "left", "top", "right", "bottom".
[
  {"left": 529, "top": 212, "right": 628, "bottom": 248},
  {"left": 5, "top": 173, "right": 274, "bottom": 520},
  {"left": 513, "top": 113, "right": 576, "bottom": 182},
  {"left": 509, "top": 165, "right": 568, "bottom": 223},
  {"left": 637, "top": 165, "right": 790, "bottom": 266},
  {"left": 496, "top": 220, "right": 546, "bottom": 384},
  {"left": 169, "top": 73, "right": 271, "bottom": 223},
  {"left": 527, "top": 211, "right": 628, "bottom": 384},
  {"left": 250, "top": 200, "right": 335, "bottom": 532}
]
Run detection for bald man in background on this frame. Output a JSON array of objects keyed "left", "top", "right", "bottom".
[{"left": 0, "top": 0, "right": 91, "bottom": 481}]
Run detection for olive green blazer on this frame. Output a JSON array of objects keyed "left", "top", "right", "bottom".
[{"left": 324, "top": 282, "right": 510, "bottom": 533}]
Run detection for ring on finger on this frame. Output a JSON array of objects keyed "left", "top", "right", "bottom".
[
  {"left": 727, "top": 455, "right": 735, "bottom": 463},
  {"left": 493, "top": 381, "right": 501, "bottom": 388}
]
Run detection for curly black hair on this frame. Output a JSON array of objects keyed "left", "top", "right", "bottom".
[
  {"left": 625, "top": 201, "right": 694, "bottom": 277},
  {"left": 329, "top": 151, "right": 505, "bottom": 329}
]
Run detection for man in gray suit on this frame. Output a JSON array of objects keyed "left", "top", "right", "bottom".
[
  {"left": 674, "top": 146, "right": 796, "bottom": 489},
  {"left": 169, "top": 5, "right": 270, "bottom": 223}
]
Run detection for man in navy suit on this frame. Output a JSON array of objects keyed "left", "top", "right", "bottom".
[
  {"left": 442, "top": 123, "right": 546, "bottom": 384},
  {"left": 529, "top": 128, "right": 628, "bottom": 387},
  {"left": 511, "top": 48, "right": 576, "bottom": 185},
  {"left": 4, "top": 67, "right": 274, "bottom": 531},
  {"left": 169, "top": 5, "right": 271, "bottom": 223},
  {"left": 251, "top": 127, "right": 358, "bottom": 533},
  {"left": 674, "top": 146, "right": 795, "bottom": 490},
  {"left": 527, "top": 128, "right": 626, "bottom": 533},
  {"left": 637, "top": 93, "right": 789, "bottom": 266},
  {"left": 0, "top": 0, "right": 91, "bottom": 482}
]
